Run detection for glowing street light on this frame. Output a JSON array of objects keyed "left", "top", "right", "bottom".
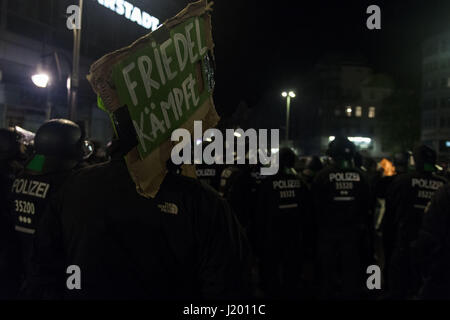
[
  {"left": 32, "top": 51, "right": 75, "bottom": 120},
  {"left": 31, "top": 73, "right": 50, "bottom": 88},
  {"left": 281, "top": 90, "right": 296, "bottom": 141}
]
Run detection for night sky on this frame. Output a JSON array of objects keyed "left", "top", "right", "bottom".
[
  {"left": 204, "top": 0, "right": 450, "bottom": 115},
  {"left": 30, "top": 0, "right": 450, "bottom": 119}
]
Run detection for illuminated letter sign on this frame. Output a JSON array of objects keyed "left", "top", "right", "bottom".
[{"left": 97, "top": 0, "right": 160, "bottom": 31}]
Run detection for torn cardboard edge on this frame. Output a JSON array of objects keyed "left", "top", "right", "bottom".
[
  {"left": 87, "top": 0, "right": 219, "bottom": 198},
  {"left": 126, "top": 95, "right": 219, "bottom": 197},
  {"left": 87, "top": 0, "right": 214, "bottom": 114}
]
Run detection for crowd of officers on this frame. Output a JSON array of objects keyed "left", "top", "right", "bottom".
[{"left": 2, "top": 119, "right": 450, "bottom": 300}]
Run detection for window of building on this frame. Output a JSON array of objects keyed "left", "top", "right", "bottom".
[
  {"left": 346, "top": 106, "right": 352, "bottom": 117},
  {"left": 368, "top": 106, "right": 376, "bottom": 118},
  {"left": 355, "top": 106, "right": 362, "bottom": 117}
]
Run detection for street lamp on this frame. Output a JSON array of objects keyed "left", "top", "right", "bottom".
[
  {"left": 68, "top": 0, "right": 84, "bottom": 121},
  {"left": 31, "top": 70, "right": 52, "bottom": 119},
  {"left": 30, "top": 0, "right": 83, "bottom": 121},
  {"left": 281, "top": 90, "right": 295, "bottom": 141},
  {"left": 31, "top": 52, "right": 73, "bottom": 120},
  {"left": 31, "top": 73, "right": 50, "bottom": 88}
]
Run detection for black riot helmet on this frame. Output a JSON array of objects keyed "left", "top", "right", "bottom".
[
  {"left": 354, "top": 152, "right": 363, "bottom": 169},
  {"left": 393, "top": 152, "right": 409, "bottom": 167},
  {"left": 279, "top": 147, "right": 296, "bottom": 169},
  {"left": 29, "top": 119, "right": 84, "bottom": 173},
  {"left": 0, "top": 127, "right": 21, "bottom": 161},
  {"left": 34, "top": 119, "right": 83, "bottom": 159},
  {"left": 393, "top": 151, "right": 410, "bottom": 174},
  {"left": 326, "top": 136, "right": 356, "bottom": 161},
  {"left": 306, "top": 155, "right": 323, "bottom": 172},
  {"left": 413, "top": 144, "right": 437, "bottom": 172}
]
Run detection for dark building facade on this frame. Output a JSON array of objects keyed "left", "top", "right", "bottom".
[
  {"left": 422, "top": 31, "right": 450, "bottom": 159},
  {"left": 298, "top": 55, "right": 393, "bottom": 158},
  {"left": 0, "top": 0, "right": 184, "bottom": 143}
]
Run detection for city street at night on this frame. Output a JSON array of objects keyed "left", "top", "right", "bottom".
[{"left": 1, "top": 0, "right": 450, "bottom": 317}]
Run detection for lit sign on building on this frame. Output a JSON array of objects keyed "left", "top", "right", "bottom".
[
  {"left": 97, "top": 0, "right": 160, "bottom": 31},
  {"left": 329, "top": 136, "right": 372, "bottom": 149}
]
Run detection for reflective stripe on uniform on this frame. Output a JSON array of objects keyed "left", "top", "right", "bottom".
[
  {"left": 333, "top": 196, "right": 355, "bottom": 201},
  {"left": 279, "top": 203, "right": 298, "bottom": 209},
  {"left": 15, "top": 225, "right": 35, "bottom": 234}
]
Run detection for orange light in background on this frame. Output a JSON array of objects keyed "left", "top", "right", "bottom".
[{"left": 379, "top": 158, "right": 396, "bottom": 176}]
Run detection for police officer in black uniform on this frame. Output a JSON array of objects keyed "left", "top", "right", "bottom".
[
  {"left": 195, "top": 142, "right": 225, "bottom": 192},
  {"left": 191, "top": 139, "right": 224, "bottom": 191},
  {"left": 0, "top": 128, "right": 27, "bottom": 298},
  {"left": 254, "top": 148, "right": 311, "bottom": 299},
  {"left": 387, "top": 145, "right": 447, "bottom": 299},
  {"left": 312, "top": 136, "right": 371, "bottom": 299},
  {"left": 219, "top": 160, "right": 268, "bottom": 298},
  {"left": 24, "top": 107, "right": 251, "bottom": 300},
  {"left": 195, "top": 162, "right": 223, "bottom": 190},
  {"left": 219, "top": 160, "right": 268, "bottom": 244},
  {"left": 413, "top": 183, "right": 450, "bottom": 299},
  {"left": 377, "top": 151, "right": 410, "bottom": 289},
  {"left": 9, "top": 119, "right": 84, "bottom": 291},
  {"left": 301, "top": 156, "right": 323, "bottom": 190},
  {"left": 0, "top": 128, "right": 28, "bottom": 214}
]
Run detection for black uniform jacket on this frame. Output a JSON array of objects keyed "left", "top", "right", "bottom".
[{"left": 25, "top": 157, "right": 251, "bottom": 300}]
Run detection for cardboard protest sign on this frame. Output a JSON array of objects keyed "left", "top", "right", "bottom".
[{"left": 87, "top": 0, "right": 219, "bottom": 198}]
